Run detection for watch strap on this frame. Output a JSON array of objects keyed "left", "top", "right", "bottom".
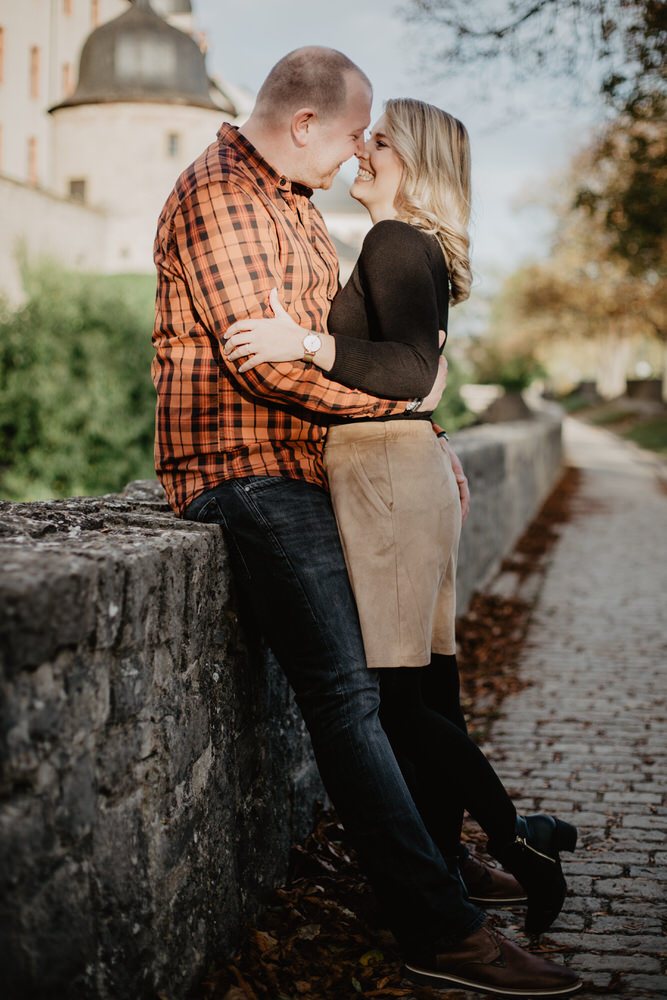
[{"left": 404, "top": 397, "right": 423, "bottom": 414}]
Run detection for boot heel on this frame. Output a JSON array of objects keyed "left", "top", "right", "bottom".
[{"left": 555, "top": 819, "right": 577, "bottom": 852}]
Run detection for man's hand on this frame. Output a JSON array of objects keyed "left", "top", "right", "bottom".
[
  {"left": 439, "top": 436, "right": 471, "bottom": 524},
  {"left": 419, "top": 355, "right": 448, "bottom": 412}
]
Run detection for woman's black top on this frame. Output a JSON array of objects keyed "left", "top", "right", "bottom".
[{"left": 326, "top": 219, "right": 450, "bottom": 407}]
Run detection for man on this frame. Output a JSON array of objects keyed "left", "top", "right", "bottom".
[{"left": 153, "top": 46, "right": 581, "bottom": 996}]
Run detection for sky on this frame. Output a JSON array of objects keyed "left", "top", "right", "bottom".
[{"left": 190, "top": 0, "right": 603, "bottom": 292}]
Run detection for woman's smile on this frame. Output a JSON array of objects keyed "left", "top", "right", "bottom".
[{"left": 356, "top": 166, "right": 374, "bottom": 182}]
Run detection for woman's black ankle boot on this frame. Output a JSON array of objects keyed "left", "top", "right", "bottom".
[{"left": 487, "top": 814, "right": 577, "bottom": 934}]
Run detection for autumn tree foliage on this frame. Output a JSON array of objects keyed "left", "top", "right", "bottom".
[
  {"left": 488, "top": 116, "right": 666, "bottom": 399},
  {"left": 407, "top": 1, "right": 666, "bottom": 397},
  {"left": 575, "top": 97, "right": 666, "bottom": 277}
]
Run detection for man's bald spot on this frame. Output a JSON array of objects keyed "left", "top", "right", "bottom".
[{"left": 254, "top": 46, "right": 372, "bottom": 124}]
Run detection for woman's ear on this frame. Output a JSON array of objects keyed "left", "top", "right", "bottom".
[{"left": 291, "top": 108, "right": 316, "bottom": 147}]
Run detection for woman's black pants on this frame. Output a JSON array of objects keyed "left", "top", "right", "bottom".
[{"left": 378, "top": 654, "right": 517, "bottom": 859}]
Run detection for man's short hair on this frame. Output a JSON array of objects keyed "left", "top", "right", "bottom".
[{"left": 255, "top": 47, "right": 371, "bottom": 122}]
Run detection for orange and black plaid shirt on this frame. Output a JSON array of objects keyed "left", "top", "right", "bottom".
[{"left": 153, "top": 124, "right": 406, "bottom": 515}]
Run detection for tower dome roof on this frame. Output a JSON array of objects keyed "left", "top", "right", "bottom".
[
  {"left": 147, "top": 0, "right": 193, "bottom": 13},
  {"left": 52, "top": 0, "right": 216, "bottom": 111}
]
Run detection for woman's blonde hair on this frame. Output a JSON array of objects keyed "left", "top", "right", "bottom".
[{"left": 383, "top": 98, "right": 472, "bottom": 305}]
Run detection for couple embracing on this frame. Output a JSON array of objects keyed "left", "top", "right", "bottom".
[{"left": 153, "top": 46, "right": 582, "bottom": 997}]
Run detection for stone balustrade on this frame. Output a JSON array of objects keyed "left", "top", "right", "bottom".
[{"left": 0, "top": 413, "right": 562, "bottom": 999}]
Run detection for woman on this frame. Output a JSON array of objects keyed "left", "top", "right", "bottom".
[{"left": 224, "top": 99, "right": 576, "bottom": 934}]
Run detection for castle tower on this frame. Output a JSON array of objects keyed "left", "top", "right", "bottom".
[{"left": 49, "top": 0, "right": 237, "bottom": 272}]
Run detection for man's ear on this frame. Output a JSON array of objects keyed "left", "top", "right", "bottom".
[{"left": 291, "top": 108, "right": 317, "bottom": 147}]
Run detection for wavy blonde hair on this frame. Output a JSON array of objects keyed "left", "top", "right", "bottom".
[{"left": 383, "top": 98, "right": 472, "bottom": 305}]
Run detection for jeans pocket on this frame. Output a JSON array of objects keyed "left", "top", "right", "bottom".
[{"left": 184, "top": 492, "right": 229, "bottom": 529}]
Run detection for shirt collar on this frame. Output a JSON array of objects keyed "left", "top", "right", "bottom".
[{"left": 216, "top": 123, "right": 313, "bottom": 200}]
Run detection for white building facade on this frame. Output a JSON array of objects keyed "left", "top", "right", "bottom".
[
  {"left": 0, "top": 0, "right": 128, "bottom": 190},
  {"left": 0, "top": 0, "right": 366, "bottom": 301}
]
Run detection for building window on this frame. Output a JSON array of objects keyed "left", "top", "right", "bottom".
[
  {"left": 30, "top": 45, "right": 40, "bottom": 99},
  {"left": 69, "top": 178, "right": 87, "bottom": 202},
  {"left": 166, "top": 132, "right": 180, "bottom": 158},
  {"left": 28, "top": 137, "right": 38, "bottom": 185},
  {"left": 0, "top": 27, "right": 4, "bottom": 86},
  {"left": 91, "top": 0, "right": 99, "bottom": 28},
  {"left": 62, "top": 62, "right": 73, "bottom": 96}
]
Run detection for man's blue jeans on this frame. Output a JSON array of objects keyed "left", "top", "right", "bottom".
[{"left": 185, "top": 476, "right": 484, "bottom": 960}]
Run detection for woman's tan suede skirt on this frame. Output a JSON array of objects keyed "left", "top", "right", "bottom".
[{"left": 325, "top": 420, "right": 461, "bottom": 669}]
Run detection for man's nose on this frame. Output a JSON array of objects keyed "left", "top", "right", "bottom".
[{"left": 354, "top": 135, "right": 367, "bottom": 156}]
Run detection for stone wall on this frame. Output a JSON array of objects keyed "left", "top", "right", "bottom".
[
  {"left": 0, "top": 482, "right": 324, "bottom": 1000},
  {"left": 0, "top": 414, "right": 562, "bottom": 1000},
  {"left": 0, "top": 175, "right": 107, "bottom": 304},
  {"left": 452, "top": 414, "right": 563, "bottom": 611}
]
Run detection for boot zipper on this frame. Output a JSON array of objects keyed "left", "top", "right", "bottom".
[{"left": 515, "top": 836, "right": 557, "bottom": 863}]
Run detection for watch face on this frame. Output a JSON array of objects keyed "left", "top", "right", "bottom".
[{"left": 303, "top": 333, "right": 322, "bottom": 353}]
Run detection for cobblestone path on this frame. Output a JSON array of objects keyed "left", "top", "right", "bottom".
[{"left": 470, "top": 418, "right": 667, "bottom": 1000}]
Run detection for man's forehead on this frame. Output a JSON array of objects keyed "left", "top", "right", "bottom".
[
  {"left": 344, "top": 71, "right": 372, "bottom": 112},
  {"left": 343, "top": 97, "right": 372, "bottom": 129},
  {"left": 333, "top": 103, "right": 370, "bottom": 132}
]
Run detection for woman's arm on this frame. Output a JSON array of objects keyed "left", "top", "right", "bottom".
[
  {"left": 326, "top": 220, "right": 446, "bottom": 399},
  {"left": 224, "top": 292, "right": 448, "bottom": 414},
  {"left": 224, "top": 289, "right": 337, "bottom": 372},
  {"left": 224, "top": 221, "right": 447, "bottom": 400}
]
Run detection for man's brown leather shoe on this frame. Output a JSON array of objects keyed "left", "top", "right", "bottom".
[
  {"left": 403, "top": 925, "right": 582, "bottom": 996},
  {"left": 460, "top": 852, "right": 528, "bottom": 905}
]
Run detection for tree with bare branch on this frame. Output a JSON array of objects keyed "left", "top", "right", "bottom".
[{"left": 405, "top": 0, "right": 666, "bottom": 112}]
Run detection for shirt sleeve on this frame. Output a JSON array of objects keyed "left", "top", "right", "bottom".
[
  {"left": 172, "top": 180, "right": 408, "bottom": 419},
  {"left": 327, "top": 220, "right": 444, "bottom": 399}
]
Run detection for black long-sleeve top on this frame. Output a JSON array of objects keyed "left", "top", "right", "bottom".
[{"left": 326, "top": 219, "right": 450, "bottom": 406}]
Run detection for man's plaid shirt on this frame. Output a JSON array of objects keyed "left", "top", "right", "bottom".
[{"left": 152, "top": 124, "right": 405, "bottom": 515}]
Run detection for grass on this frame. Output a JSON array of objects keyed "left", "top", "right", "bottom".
[
  {"left": 554, "top": 391, "right": 667, "bottom": 458},
  {"left": 588, "top": 408, "right": 640, "bottom": 426},
  {"left": 623, "top": 415, "right": 667, "bottom": 456},
  {"left": 558, "top": 394, "right": 594, "bottom": 414}
]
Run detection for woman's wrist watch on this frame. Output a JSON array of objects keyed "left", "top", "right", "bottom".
[{"left": 302, "top": 333, "right": 322, "bottom": 363}]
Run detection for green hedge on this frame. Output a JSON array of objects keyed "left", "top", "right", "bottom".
[{"left": 0, "top": 267, "right": 157, "bottom": 501}]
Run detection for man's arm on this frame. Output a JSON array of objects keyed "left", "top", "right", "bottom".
[
  {"left": 173, "top": 180, "right": 409, "bottom": 419},
  {"left": 432, "top": 424, "right": 471, "bottom": 524}
]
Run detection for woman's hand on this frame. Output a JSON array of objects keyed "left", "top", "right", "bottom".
[{"left": 224, "top": 289, "right": 309, "bottom": 372}]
